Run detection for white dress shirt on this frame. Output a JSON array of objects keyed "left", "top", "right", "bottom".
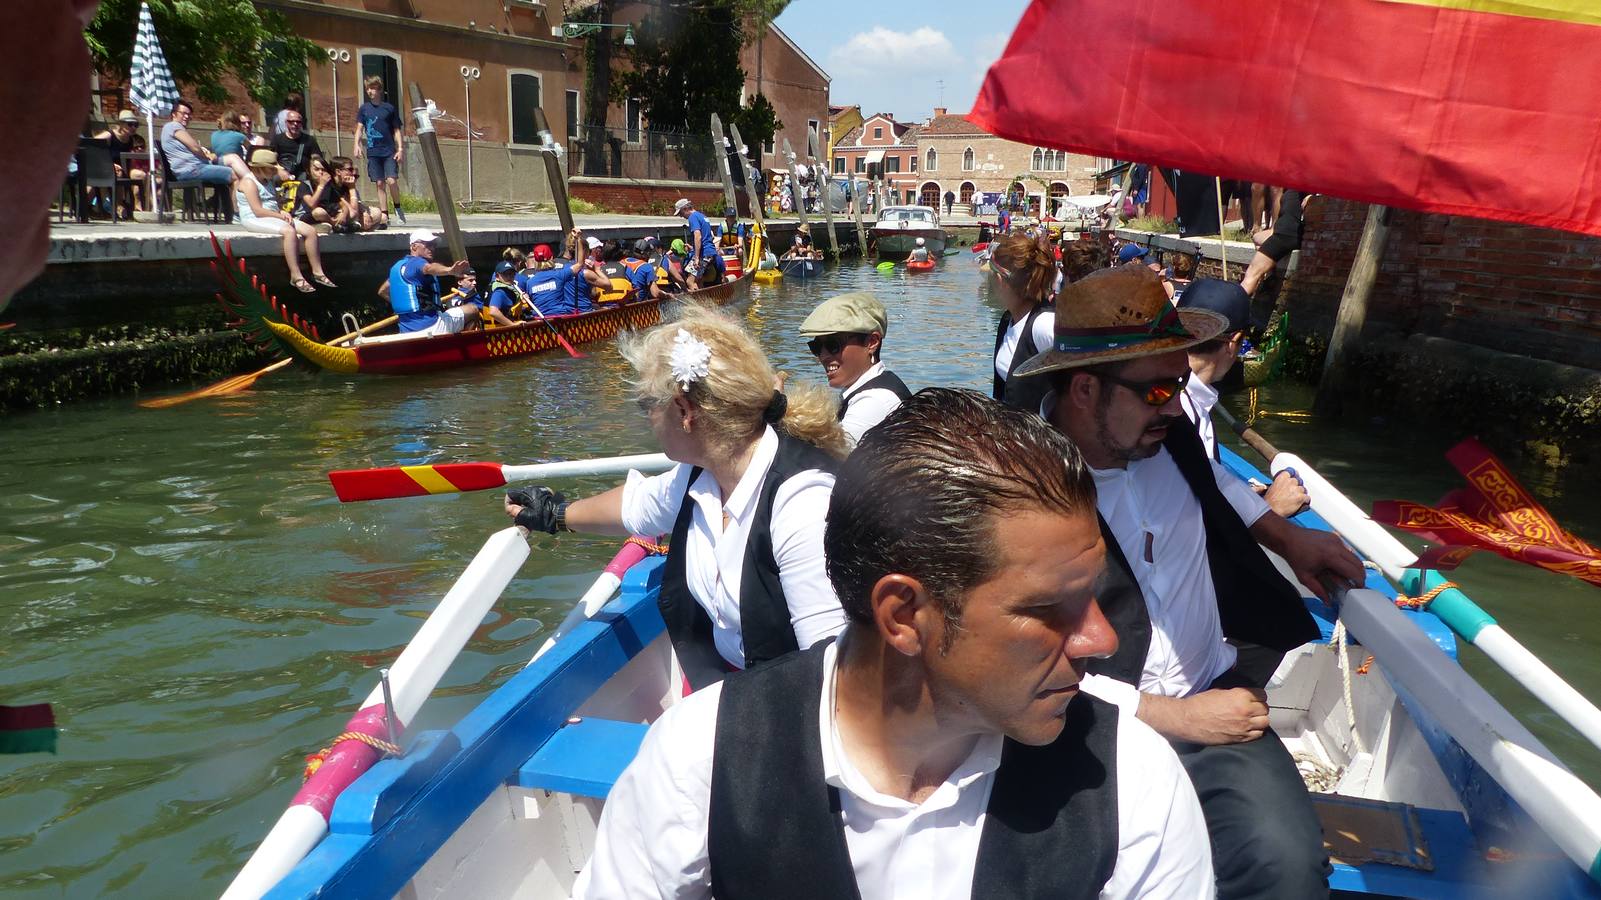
[
  {"left": 575, "top": 640, "right": 1215, "bottom": 900},
  {"left": 1177, "top": 377, "right": 1273, "bottom": 524},
  {"left": 839, "top": 361, "right": 906, "bottom": 445},
  {"left": 1078, "top": 443, "right": 1277, "bottom": 711},
  {"left": 619, "top": 426, "right": 847, "bottom": 669},
  {"left": 994, "top": 307, "right": 1056, "bottom": 381}
]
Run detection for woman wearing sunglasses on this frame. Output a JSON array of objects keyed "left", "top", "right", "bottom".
[
  {"left": 503, "top": 304, "right": 849, "bottom": 691},
  {"left": 989, "top": 233, "right": 1060, "bottom": 413}
]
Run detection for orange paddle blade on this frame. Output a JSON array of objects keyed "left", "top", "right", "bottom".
[{"left": 329, "top": 462, "right": 509, "bottom": 502}]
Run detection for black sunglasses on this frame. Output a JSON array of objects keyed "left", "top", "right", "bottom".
[
  {"left": 807, "top": 333, "right": 865, "bottom": 357},
  {"left": 1096, "top": 369, "right": 1190, "bottom": 406}
]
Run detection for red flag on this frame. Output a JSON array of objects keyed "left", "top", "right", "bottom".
[
  {"left": 970, "top": 0, "right": 1601, "bottom": 237},
  {"left": 1372, "top": 439, "right": 1601, "bottom": 587}
]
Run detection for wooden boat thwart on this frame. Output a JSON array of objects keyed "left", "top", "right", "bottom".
[
  {"left": 263, "top": 273, "right": 752, "bottom": 376},
  {"left": 236, "top": 446, "right": 1601, "bottom": 899}
]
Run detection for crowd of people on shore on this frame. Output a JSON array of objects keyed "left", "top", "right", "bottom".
[{"left": 487, "top": 217, "right": 1361, "bottom": 898}]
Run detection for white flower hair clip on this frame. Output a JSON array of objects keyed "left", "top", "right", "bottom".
[{"left": 669, "top": 328, "right": 712, "bottom": 391}]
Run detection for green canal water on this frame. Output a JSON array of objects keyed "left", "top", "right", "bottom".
[{"left": 2, "top": 258, "right": 1599, "bottom": 896}]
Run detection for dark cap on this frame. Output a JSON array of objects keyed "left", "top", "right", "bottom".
[
  {"left": 1177, "top": 278, "right": 1252, "bottom": 334},
  {"left": 495, "top": 260, "right": 516, "bottom": 276},
  {"left": 724, "top": 207, "right": 737, "bottom": 218}
]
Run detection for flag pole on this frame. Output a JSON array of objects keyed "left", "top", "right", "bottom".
[
  {"left": 1214, "top": 176, "right": 1228, "bottom": 280},
  {"left": 147, "top": 111, "right": 160, "bottom": 219}
]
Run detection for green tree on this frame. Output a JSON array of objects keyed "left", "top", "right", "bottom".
[
  {"left": 614, "top": 0, "right": 746, "bottom": 180},
  {"left": 85, "top": 0, "right": 320, "bottom": 107},
  {"left": 730, "top": 93, "right": 781, "bottom": 174}
]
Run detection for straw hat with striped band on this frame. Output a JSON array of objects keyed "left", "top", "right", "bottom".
[{"left": 1013, "top": 263, "right": 1227, "bottom": 378}]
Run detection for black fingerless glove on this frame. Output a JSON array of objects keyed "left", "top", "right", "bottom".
[{"left": 508, "top": 487, "right": 567, "bottom": 534}]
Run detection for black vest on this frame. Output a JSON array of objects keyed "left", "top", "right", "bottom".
[
  {"left": 837, "top": 368, "right": 913, "bottom": 421},
  {"left": 709, "top": 642, "right": 1120, "bottom": 900},
  {"left": 1086, "top": 416, "right": 1320, "bottom": 685},
  {"left": 658, "top": 434, "right": 840, "bottom": 691},
  {"left": 992, "top": 304, "right": 1053, "bottom": 413}
]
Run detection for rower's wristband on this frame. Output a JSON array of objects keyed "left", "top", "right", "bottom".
[{"left": 554, "top": 502, "right": 570, "bottom": 534}]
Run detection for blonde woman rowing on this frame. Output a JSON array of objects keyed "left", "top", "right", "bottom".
[{"left": 505, "top": 304, "right": 850, "bottom": 690}]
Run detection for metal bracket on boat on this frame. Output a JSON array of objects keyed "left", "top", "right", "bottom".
[{"left": 379, "top": 667, "right": 400, "bottom": 754}]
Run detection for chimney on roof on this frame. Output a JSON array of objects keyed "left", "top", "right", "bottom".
[{"left": 933, "top": 107, "right": 947, "bottom": 117}]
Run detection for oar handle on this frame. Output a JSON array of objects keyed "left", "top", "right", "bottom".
[{"left": 1212, "top": 403, "right": 1281, "bottom": 461}]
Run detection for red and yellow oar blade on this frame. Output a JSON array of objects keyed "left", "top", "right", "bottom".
[{"left": 329, "top": 462, "right": 508, "bottom": 502}]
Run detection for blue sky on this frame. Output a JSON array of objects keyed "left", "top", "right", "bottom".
[{"left": 771, "top": 0, "right": 1032, "bottom": 123}]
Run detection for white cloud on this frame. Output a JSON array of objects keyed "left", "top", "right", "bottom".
[{"left": 828, "top": 26, "right": 959, "bottom": 78}]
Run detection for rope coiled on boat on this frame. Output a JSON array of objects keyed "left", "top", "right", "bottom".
[{"left": 302, "top": 731, "right": 403, "bottom": 781}]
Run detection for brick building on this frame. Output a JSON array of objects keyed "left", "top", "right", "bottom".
[
  {"left": 911, "top": 109, "right": 1098, "bottom": 215},
  {"left": 831, "top": 113, "right": 923, "bottom": 204},
  {"left": 97, "top": 1, "right": 829, "bottom": 207}
]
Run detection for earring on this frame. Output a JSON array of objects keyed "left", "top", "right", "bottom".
[{"left": 681, "top": 417, "right": 692, "bottom": 433}]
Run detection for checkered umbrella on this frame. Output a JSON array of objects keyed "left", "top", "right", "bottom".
[{"left": 128, "top": 2, "right": 179, "bottom": 215}]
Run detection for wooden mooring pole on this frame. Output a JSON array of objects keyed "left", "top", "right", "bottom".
[
  {"left": 407, "top": 83, "right": 468, "bottom": 265},
  {"left": 1314, "top": 204, "right": 1391, "bottom": 416}
]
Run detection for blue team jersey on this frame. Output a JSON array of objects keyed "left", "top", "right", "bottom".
[
  {"left": 628, "top": 261, "right": 659, "bottom": 296},
  {"left": 521, "top": 266, "right": 579, "bottom": 315},
  {"left": 388, "top": 255, "right": 440, "bottom": 332},
  {"left": 489, "top": 283, "right": 520, "bottom": 317},
  {"left": 685, "top": 210, "right": 718, "bottom": 259}
]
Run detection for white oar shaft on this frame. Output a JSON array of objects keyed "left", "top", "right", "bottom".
[
  {"left": 222, "top": 528, "right": 530, "bottom": 900},
  {"left": 1341, "top": 589, "right": 1601, "bottom": 882},
  {"left": 1266, "top": 451, "right": 1601, "bottom": 758},
  {"left": 529, "top": 538, "right": 656, "bottom": 664},
  {"left": 501, "top": 453, "right": 673, "bottom": 485}
]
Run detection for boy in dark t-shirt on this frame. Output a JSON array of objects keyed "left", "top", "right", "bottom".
[{"left": 354, "top": 76, "right": 405, "bottom": 225}]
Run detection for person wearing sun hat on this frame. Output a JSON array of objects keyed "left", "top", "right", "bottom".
[
  {"left": 1018, "top": 262, "right": 1363, "bottom": 899},
  {"left": 799, "top": 292, "right": 910, "bottom": 445}
]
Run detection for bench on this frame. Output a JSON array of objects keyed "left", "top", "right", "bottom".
[{"left": 512, "top": 717, "right": 648, "bottom": 799}]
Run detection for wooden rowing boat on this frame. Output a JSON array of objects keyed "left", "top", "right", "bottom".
[
  {"left": 262, "top": 273, "right": 752, "bottom": 376},
  {"left": 230, "top": 445, "right": 1601, "bottom": 899}
]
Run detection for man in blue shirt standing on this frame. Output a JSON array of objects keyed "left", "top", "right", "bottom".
[
  {"left": 354, "top": 76, "right": 406, "bottom": 226},
  {"left": 378, "top": 230, "right": 469, "bottom": 332},
  {"left": 673, "top": 197, "right": 724, "bottom": 290}
]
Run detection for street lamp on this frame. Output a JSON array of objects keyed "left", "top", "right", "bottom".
[
  {"left": 460, "top": 65, "right": 481, "bottom": 204},
  {"left": 550, "top": 22, "right": 636, "bottom": 46},
  {"left": 325, "top": 47, "right": 351, "bottom": 156}
]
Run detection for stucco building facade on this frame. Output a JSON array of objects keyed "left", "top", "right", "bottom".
[{"left": 911, "top": 110, "right": 1099, "bottom": 214}]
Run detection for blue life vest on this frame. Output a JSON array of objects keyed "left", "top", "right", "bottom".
[{"left": 388, "top": 255, "right": 441, "bottom": 332}]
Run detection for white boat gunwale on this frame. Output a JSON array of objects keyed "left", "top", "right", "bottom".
[{"left": 262, "top": 558, "right": 668, "bottom": 899}]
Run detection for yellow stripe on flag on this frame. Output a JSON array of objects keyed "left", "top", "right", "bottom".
[
  {"left": 1383, "top": 0, "right": 1601, "bottom": 27},
  {"left": 401, "top": 465, "right": 461, "bottom": 495}
]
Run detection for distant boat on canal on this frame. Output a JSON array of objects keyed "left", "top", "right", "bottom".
[{"left": 871, "top": 205, "right": 947, "bottom": 258}]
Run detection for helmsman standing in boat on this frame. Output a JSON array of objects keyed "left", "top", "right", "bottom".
[
  {"left": 577, "top": 389, "right": 1214, "bottom": 899},
  {"left": 504, "top": 304, "right": 849, "bottom": 690}
]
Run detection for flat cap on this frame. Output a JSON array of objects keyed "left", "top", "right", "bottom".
[{"left": 800, "top": 291, "right": 888, "bottom": 338}]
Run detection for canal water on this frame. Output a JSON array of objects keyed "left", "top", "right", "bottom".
[{"left": 2, "top": 257, "right": 1598, "bottom": 896}]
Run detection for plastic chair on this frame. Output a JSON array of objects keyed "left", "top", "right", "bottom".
[
  {"left": 158, "top": 150, "right": 228, "bottom": 224},
  {"left": 76, "top": 137, "right": 119, "bottom": 224}
]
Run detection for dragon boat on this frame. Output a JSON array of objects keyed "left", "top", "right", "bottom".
[
  {"left": 222, "top": 444, "right": 1601, "bottom": 900},
  {"left": 210, "top": 237, "right": 752, "bottom": 377}
]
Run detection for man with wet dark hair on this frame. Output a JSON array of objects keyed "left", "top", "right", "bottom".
[{"left": 577, "top": 388, "right": 1214, "bottom": 900}]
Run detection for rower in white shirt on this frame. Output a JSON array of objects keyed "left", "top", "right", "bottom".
[
  {"left": 799, "top": 292, "right": 911, "bottom": 446},
  {"left": 1174, "top": 278, "right": 1310, "bottom": 519},
  {"left": 576, "top": 388, "right": 1214, "bottom": 900},
  {"left": 503, "top": 304, "right": 849, "bottom": 691},
  {"left": 1012, "top": 264, "right": 1366, "bottom": 900}
]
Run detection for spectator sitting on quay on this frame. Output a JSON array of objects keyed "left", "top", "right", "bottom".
[
  {"left": 94, "top": 109, "right": 147, "bottom": 218},
  {"left": 295, "top": 156, "right": 340, "bottom": 234},
  {"left": 161, "top": 100, "right": 236, "bottom": 214},
  {"left": 239, "top": 112, "right": 268, "bottom": 149},
  {"left": 236, "top": 148, "right": 334, "bottom": 293},
  {"left": 333, "top": 157, "right": 385, "bottom": 231},
  {"left": 1241, "top": 190, "right": 1316, "bottom": 296},
  {"left": 209, "top": 113, "right": 257, "bottom": 185},
  {"left": 273, "top": 92, "right": 304, "bottom": 138},
  {"left": 270, "top": 108, "right": 323, "bottom": 182}
]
